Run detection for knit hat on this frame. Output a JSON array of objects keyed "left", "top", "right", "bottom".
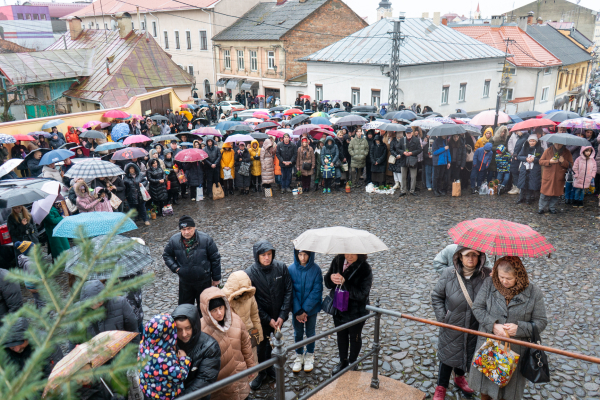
[
  {"left": 528, "top": 134, "right": 538, "bottom": 142},
  {"left": 208, "top": 297, "right": 226, "bottom": 311},
  {"left": 15, "top": 241, "right": 32, "bottom": 255},
  {"left": 178, "top": 215, "right": 195, "bottom": 230}
]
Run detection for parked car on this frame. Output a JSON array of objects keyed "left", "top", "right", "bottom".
[{"left": 217, "top": 101, "right": 246, "bottom": 116}]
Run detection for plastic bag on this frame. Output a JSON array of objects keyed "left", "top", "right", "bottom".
[
  {"left": 139, "top": 183, "right": 151, "bottom": 201},
  {"left": 162, "top": 204, "right": 173, "bottom": 216},
  {"left": 479, "top": 182, "right": 489, "bottom": 195},
  {"left": 223, "top": 168, "right": 233, "bottom": 180},
  {"left": 332, "top": 287, "right": 349, "bottom": 312}
]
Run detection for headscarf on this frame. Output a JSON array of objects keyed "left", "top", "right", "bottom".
[
  {"left": 138, "top": 314, "right": 191, "bottom": 400},
  {"left": 492, "top": 256, "right": 529, "bottom": 303}
]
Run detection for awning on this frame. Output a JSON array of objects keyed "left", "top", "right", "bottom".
[
  {"left": 241, "top": 80, "right": 258, "bottom": 90},
  {"left": 226, "top": 79, "right": 240, "bottom": 89},
  {"left": 216, "top": 78, "right": 228, "bottom": 87},
  {"left": 509, "top": 97, "right": 534, "bottom": 104}
]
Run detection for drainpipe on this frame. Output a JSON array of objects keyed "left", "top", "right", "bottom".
[{"left": 532, "top": 69, "right": 541, "bottom": 111}]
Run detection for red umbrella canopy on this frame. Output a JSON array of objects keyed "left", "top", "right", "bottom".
[
  {"left": 14, "top": 134, "right": 34, "bottom": 141},
  {"left": 510, "top": 118, "right": 556, "bottom": 132},
  {"left": 103, "top": 110, "right": 130, "bottom": 119},
  {"left": 111, "top": 147, "right": 148, "bottom": 160},
  {"left": 448, "top": 218, "right": 554, "bottom": 258},
  {"left": 284, "top": 109, "right": 302, "bottom": 116},
  {"left": 300, "top": 95, "right": 311, "bottom": 99},
  {"left": 174, "top": 148, "right": 208, "bottom": 162}
]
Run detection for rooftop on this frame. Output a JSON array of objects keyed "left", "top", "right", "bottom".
[
  {"left": 63, "top": 0, "right": 219, "bottom": 19},
  {"left": 300, "top": 17, "right": 507, "bottom": 66},
  {"left": 526, "top": 24, "right": 592, "bottom": 66},
  {"left": 452, "top": 25, "right": 562, "bottom": 68}
]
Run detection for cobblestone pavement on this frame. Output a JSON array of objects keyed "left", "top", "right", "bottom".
[{"left": 134, "top": 187, "right": 600, "bottom": 399}]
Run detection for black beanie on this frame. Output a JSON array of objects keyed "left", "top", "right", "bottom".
[
  {"left": 179, "top": 215, "right": 195, "bottom": 230},
  {"left": 208, "top": 297, "right": 226, "bottom": 311}
]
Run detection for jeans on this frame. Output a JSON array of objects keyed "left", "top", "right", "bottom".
[
  {"left": 539, "top": 193, "right": 559, "bottom": 212},
  {"left": 437, "top": 362, "right": 465, "bottom": 388},
  {"left": 497, "top": 171, "right": 510, "bottom": 187},
  {"left": 422, "top": 164, "right": 433, "bottom": 189},
  {"left": 135, "top": 202, "right": 148, "bottom": 222},
  {"left": 334, "top": 317, "right": 365, "bottom": 362},
  {"left": 574, "top": 187, "right": 585, "bottom": 202},
  {"left": 352, "top": 167, "right": 364, "bottom": 186},
  {"left": 293, "top": 314, "right": 317, "bottom": 354},
  {"left": 401, "top": 167, "right": 417, "bottom": 193},
  {"left": 275, "top": 174, "right": 281, "bottom": 186},
  {"left": 470, "top": 168, "right": 487, "bottom": 189},
  {"left": 433, "top": 165, "right": 448, "bottom": 192},
  {"left": 564, "top": 181, "right": 575, "bottom": 200}
]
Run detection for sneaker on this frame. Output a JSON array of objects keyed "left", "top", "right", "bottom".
[
  {"left": 392, "top": 182, "right": 400, "bottom": 189},
  {"left": 303, "top": 353, "right": 314, "bottom": 373},
  {"left": 144, "top": 221, "right": 150, "bottom": 226},
  {"left": 507, "top": 185, "right": 519, "bottom": 195},
  {"left": 327, "top": 188, "right": 331, "bottom": 193},
  {"left": 191, "top": 198, "right": 196, "bottom": 201},
  {"left": 323, "top": 188, "right": 327, "bottom": 194},
  {"left": 292, "top": 353, "right": 304, "bottom": 373}
]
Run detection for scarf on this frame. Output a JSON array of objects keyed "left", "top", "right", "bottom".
[
  {"left": 183, "top": 235, "right": 196, "bottom": 256},
  {"left": 492, "top": 256, "right": 529, "bottom": 303},
  {"left": 462, "top": 265, "right": 476, "bottom": 278}
]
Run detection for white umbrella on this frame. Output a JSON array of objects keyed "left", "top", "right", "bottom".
[
  {"left": 0, "top": 158, "right": 23, "bottom": 177},
  {"left": 32, "top": 192, "right": 59, "bottom": 224},
  {"left": 292, "top": 226, "right": 389, "bottom": 255},
  {"left": 410, "top": 119, "right": 442, "bottom": 130}
]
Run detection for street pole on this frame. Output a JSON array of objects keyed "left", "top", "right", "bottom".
[
  {"left": 388, "top": 13, "right": 404, "bottom": 112},
  {"left": 495, "top": 38, "right": 514, "bottom": 129}
]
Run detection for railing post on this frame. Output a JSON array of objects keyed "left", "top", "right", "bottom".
[
  {"left": 371, "top": 298, "right": 381, "bottom": 389},
  {"left": 272, "top": 329, "right": 287, "bottom": 400}
]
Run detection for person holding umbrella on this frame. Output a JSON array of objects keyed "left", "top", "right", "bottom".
[
  {"left": 123, "top": 163, "right": 150, "bottom": 226},
  {"left": 538, "top": 140, "right": 572, "bottom": 214},
  {"left": 26, "top": 150, "right": 43, "bottom": 177}
]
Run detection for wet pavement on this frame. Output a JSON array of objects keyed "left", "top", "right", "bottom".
[{"left": 116, "top": 187, "right": 600, "bottom": 398}]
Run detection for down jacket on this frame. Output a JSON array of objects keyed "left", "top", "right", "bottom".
[
  {"left": 146, "top": 164, "right": 168, "bottom": 201},
  {"left": 200, "top": 288, "right": 255, "bottom": 400},
  {"left": 74, "top": 180, "right": 105, "bottom": 213},
  {"left": 431, "top": 247, "right": 491, "bottom": 371},
  {"left": 288, "top": 250, "right": 323, "bottom": 317},
  {"left": 234, "top": 147, "right": 251, "bottom": 189},
  {"left": 220, "top": 144, "right": 235, "bottom": 180},
  {"left": 123, "top": 163, "right": 147, "bottom": 206},
  {"left": 93, "top": 187, "right": 113, "bottom": 212},
  {"left": 517, "top": 142, "right": 543, "bottom": 190},
  {"left": 348, "top": 136, "right": 369, "bottom": 168},
  {"left": 0, "top": 268, "right": 23, "bottom": 328},
  {"left": 184, "top": 161, "right": 204, "bottom": 188},
  {"left": 221, "top": 271, "right": 263, "bottom": 344},
  {"left": 276, "top": 140, "right": 297, "bottom": 164},
  {"left": 370, "top": 136, "right": 388, "bottom": 173},
  {"left": 260, "top": 139, "right": 276, "bottom": 185},
  {"left": 388, "top": 137, "right": 404, "bottom": 173},
  {"left": 248, "top": 140, "right": 262, "bottom": 176},
  {"left": 397, "top": 135, "right": 423, "bottom": 168},
  {"left": 472, "top": 142, "right": 493, "bottom": 172},
  {"left": 296, "top": 144, "right": 315, "bottom": 176},
  {"left": 573, "top": 146, "right": 597, "bottom": 189}
]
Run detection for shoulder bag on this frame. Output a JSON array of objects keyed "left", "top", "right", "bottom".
[
  {"left": 238, "top": 161, "right": 251, "bottom": 177},
  {"left": 454, "top": 269, "right": 473, "bottom": 307},
  {"left": 322, "top": 261, "right": 361, "bottom": 316},
  {"left": 520, "top": 321, "right": 550, "bottom": 383}
]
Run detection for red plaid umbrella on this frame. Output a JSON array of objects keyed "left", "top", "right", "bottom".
[
  {"left": 448, "top": 218, "right": 554, "bottom": 258},
  {"left": 174, "top": 148, "right": 208, "bottom": 162}
]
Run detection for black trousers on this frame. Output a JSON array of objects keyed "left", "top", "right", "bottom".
[
  {"left": 178, "top": 280, "right": 207, "bottom": 313},
  {"left": 205, "top": 167, "right": 220, "bottom": 195},
  {"left": 433, "top": 165, "right": 449, "bottom": 192},
  {"left": 256, "top": 324, "right": 275, "bottom": 377},
  {"left": 334, "top": 318, "right": 365, "bottom": 362},
  {"left": 437, "top": 361, "right": 464, "bottom": 388}
]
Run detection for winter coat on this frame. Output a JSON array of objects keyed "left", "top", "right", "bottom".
[
  {"left": 43, "top": 207, "right": 70, "bottom": 259},
  {"left": 495, "top": 144, "right": 511, "bottom": 173},
  {"left": 245, "top": 241, "right": 293, "bottom": 326},
  {"left": 432, "top": 137, "right": 451, "bottom": 166},
  {"left": 163, "top": 230, "right": 221, "bottom": 288},
  {"left": 260, "top": 139, "right": 276, "bottom": 185},
  {"left": 49, "top": 136, "right": 65, "bottom": 149},
  {"left": 475, "top": 128, "right": 493, "bottom": 150},
  {"left": 27, "top": 157, "right": 43, "bottom": 177},
  {"left": 288, "top": 250, "right": 323, "bottom": 317},
  {"left": 184, "top": 161, "right": 204, "bottom": 188},
  {"left": 123, "top": 163, "right": 147, "bottom": 206},
  {"left": 74, "top": 180, "right": 103, "bottom": 213},
  {"left": 234, "top": 148, "right": 251, "bottom": 188},
  {"left": 449, "top": 137, "right": 466, "bottom": 168},
  {"left": 472, "top": 142, "right": 493, "bottom": 172},
  {"left": 296, "top": 144, "right": 315, "bottom": 176},
  {"left": 149, "top": 124, "right": 161, "bottom": 137},
  {"left": 110, "top": 176, "right": 126, "bottom": 201},
  {"left": 147, "top": 165, "right": 168, "bottom": 201},
  {"left": 7, "top": 213, "right": 39, "bottom": 244},
  {"left": 200, "top": 288, "right": 255, "bottom": 400},
  {"left": 432, "top": 244, "right": 459, "bottom": 274},
  {"left": 539, "top": 145, "right": 572, "bottom": 197},
  {"left": 171, "top": 305, "right": 221, "bottom": 398},
  {"left": 321, "top": 139, "right": 340, "bottom": 166},
  {"left": 370, "top": 137, "right": 388, "bottom": 173},
  {"left": 517, "top": 142, "right": 543, "bottom": 190},
  {"left": 490, "top": 126, "right": 509, "bottom": 171},
  {"left": 204, "top": 143, "right": 222, "bottom": 167},
  {"left": 93, "top": 187, "right": 113, "bottom": 212},
  {"left": 276, "top": 141, "right": 297, "bottom": 165},
  {"left": 324, "top": 254, "right": 373, "bottom": 324},
  {"left": 469, "top": 279, "right": 547, "bottom": 400},
  {"left": 431, "top": 248, "right": 491, "bottom": 371},
  {"left": 41, "top": 165, "right": 63, "bottom": 182},
  {"left": 388, "top": 137, "right": 404, "bottom": 173},
  {"left": 397, "top": 135, "right": 423, "bottom": 168},
  {"left": 249, "top": 140, "right": 262, "bottom": 176},
  {"left": 348, "top": 136, "right": 369, "bottom": 168},
  {"left": 573, "top": 146, "right": 597, "bottom": 189},
  {"left": 220, "top": 144, "right": 235, "bottom": 180},
  {"left": 222, "top": 271, "right": 263, "bottom": 344},
  {"left": 510, "top": 134, "right": 528, "bottom": 176},
  {"left": 0, "top": 268, "right": 23, "bottom": 328}
]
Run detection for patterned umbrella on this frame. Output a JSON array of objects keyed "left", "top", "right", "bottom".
[
  {"left": 410, "top": 119, "right": 443, "bottom": 130},
  {"left": 123, "top": 135, "right": 152, "bottom": 145},
  {"left": 428, "top": 117, "right": 456, "bottom": 124},
  {"left": 558, "top": 118, "right": 600, "bottom": 130},
  {"left": 284, "top": 109, "right": 303, "bottom": 116},
  {"left": 111, "top": 147, "right": 148, "bottom": 160},
  {"left": 448, "top": 218, "right": 554, "bottom": 258},
  {"left": 152, "top": 134, "right": 179, "bottom": 142},
  {"left": 0, "top": 134, "right": 16, "bottom": 144},
  {"left": 363, "top": 121, "right": 386, "bottom": 130},
  {"left": 174, "top": 148, "right": 208, "bottom": 162},
  {"left": 82, "top": 121, "right": 102, "bottom": 129},
  {"left": 53, "top": 212, "right": 137, "bottom": 238},
  {"left": 95, "top": 142, "right": 125, "bottom": 152},
  {"left": 0, "top": 158, "right": 22, "bottom": 176},
  {"left": 29, "top": 131, "right": 52, "bottom": 138},
  {"left": 110, "top": 123, "right": 130, "bottom": 142},
  {"left": 103, "top": 110, "right": 130, "bottom": 119},
  {"left": 64, "top": 159, "right": 124, "bottom": 179},
  {"left": 41, "top": 119, "right": 65, "bottom": 129},
  {"left": 311, "top": 112, "right": 330, "bottom": 118}
]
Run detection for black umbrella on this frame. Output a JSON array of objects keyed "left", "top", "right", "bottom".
[
  {"left": 448, "top": 113, "right": 468, "bottom": 118},
  {"left": 176, "top": 132, "right": 202, "bottom": 141},
  {"left": 256, "top": 122, "right": 278, "bottom": 130},
  {"left": 24, "top": 148, "right": 51, "bottom": 162},
  {"left": 421, "top": 112, "right": 443, "bottom": 117},
  {"left": 58, "top": 142, "right": 79, "bottom": 150},
  {"left": 353, "top": 105, "right": 377, "bottom": 113},
  {"left": 150, "top": 115, "right": 169, "bottom": 122},
  {"left": 290, "top": 114, "right": 309, "bottom": 125},
  {"left": 332, "top": 112, "right": 350, "bottom": 118},
  {"left": 463, "top": 125, "right": 481, "bottom": 135},
  {"left": 269, "top": 106, "right": 286, "bottom": 112},
  {"left": 517, "top": 110, "right": 542, "bottom": 120},
  {"left": 428, "top": 124, "right": 467, "bottom": 137},
  {"left": 364, "top": 112, "right": 383, "bottom": 118},
  {"left": 336, "top": 115, "right": 368, "bottom": 126},
  {"left": 543, "top": 111, "right": 580, "bottom": 123},
  {"left": 329, "top": 109, "right": 347, "bottom": 114},
  {"left": 250, "top": 132, "right": 269, "bottom": 140},
  {"left": 79, "top": 130, "right": 106, "bottom": 139},
  {"left": 192, "top": 117, "right": 209, "bottom": 126},
  {"left": 390, "top": 110, "right": 418, "bottom": 120},
  {"left": 230, "top": 124, "right": 253, "bottom": 132},
  {"left": 378, "top": 123, "right": 406, "bottom": 132},
  {"left": 539, "top": 133, "right": 591, "bottom": 147},
  {"left": 0, "top": 187, "right": 48, "bottom": 208}
]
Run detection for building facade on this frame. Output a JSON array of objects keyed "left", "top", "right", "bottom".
[{"left": 0, "top": 5, "right": 55, "bottom": 49}]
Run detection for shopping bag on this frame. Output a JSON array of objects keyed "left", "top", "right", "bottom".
[
  {"left": 332, "top": 287, "right": 349, "bottom": 312},
  {"left": 452, "top": 181, "right": 461, "bottom": 197},
  {"left": 388, "top": 155, "right": 396, "bottom": 164},
  {"left": 472, "top": 339, "right": 520, "bottom": 388},
  {"left": 212, "top": 183, "right": 225, "bottom": 200},
  {"left": 264, "top": 187, "right": 273, "bottom": 197},
  {"left": 238, "top": 162, "right": 251, "bottom": 177},
  {"left": 196, "top": 188, "right": 203, "bottom": 201},
  {"left": 162, "top": 204, "right": 173, "bottom": 216},
  {"left": 139, "top": 183, "right": 151, "bottom": 201},
  {"left": 177, "top": 169, "right": 187, "bottom": 184},
  {"left": 223, "top": 168, "right": 233, "bottom": 180},
  {"left": 586, "top": 178, "right": 595, "bottom": 195},
  {"left": 479, "top": 182, "right": 489, "bottom": 195},
  {"left": 109, "top": 194, "right": 122, "bottom": 210}
]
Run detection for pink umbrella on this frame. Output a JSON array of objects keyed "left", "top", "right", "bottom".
[
  {"left": 111, "top": 147, "right": 148, "bottom": 160},
  {"left": 123, "top": 135, "right": 152, "bottom": 145},
  {"left": 83, "top": 121, "right": 102, "bottom": 129},
  {"left": 470, "top": 110, "right": 511, "bottom": 126},
  {"left": 98, "top": 122, "right": 111, "bottom": 129},
  {"left": 253, "top": 112, "right": 269, "bottom": 119},
  {"left": 191, "top": 127, "right": 222, "bottom": 136},
  {"left": 174, "top": 148, "right": 208, "bottom": 162},
  {"left": 267, "top": 130, "right": 285, "bottom": 138},
  {"left": 293, "top": 124, "right": 320, "bottom": 135},
  {"left": 130, "top": 114, "right": 143, "bottom": 120},
  {"left": 103, "top": 110, "right": 130, "bottom": 119}
]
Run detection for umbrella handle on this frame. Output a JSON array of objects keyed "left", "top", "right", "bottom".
[{"left": 100, "top": 378, "right": 114, "bottom": 397}]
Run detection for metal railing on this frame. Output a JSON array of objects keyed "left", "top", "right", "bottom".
[{"left": 178, "top": 300, "right": 600, "bottom": 400}]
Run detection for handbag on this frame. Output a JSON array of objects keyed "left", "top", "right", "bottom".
[
  {"left": 65, "top": 198, "right": 78, "bottom": 213},
  {"left": 109, "top": 194, "right": 122, "bottom": 210},
  {"left": 212, "top": 183, "right": 224, "bottom": 200},
  {"left": 249, "top": 328, "right": 260, "bottom": 348},
  {"left": 388, "top": 155, "right": 396, "bottom": 164},
  {"left": 520, "top": 321, "right": 550, "bottom": 383},
  {"left": 264, "top": 187, "right": 273, "bottom": 197},
  {"left": 302, "top": 162, "right": 312, "bottom": 171},
  {"left": 454, "top": 269, "right": 473, "bottom": 307},
  {"left": 341, "top": 162, "right": 349, "bottom": 172},
  {"left": 321, "top": 293, "right": 337, "bottom": 316},
  {"left": 238, "top": 161, "right": 251, "bottom": 177},
  {"left": 333, "top": 286, "right": 349, "bottom": 312},
  {"left": 466, "top": 145, "right": 474, "bottom": 162},
  {"left": 223, "top": 168, "right": 233, "bottom": 180},
  {"left": 472, "top": 338, "right": 520, "bottom": 388}
]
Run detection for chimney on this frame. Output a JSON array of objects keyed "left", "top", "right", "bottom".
[
  {"left": 115, "top": 12, "right": 133, "bottom": 38},
  {"left": 491, "top": 15, "right": 502, "bottom": 26},
  {"left": 276, "top": 0, "right": 287, "bottom": 5},
  {"left": 441, "top": 17, "right": 447, "bottom": 26},
  {"left": 537, "top": 17, "right": 543, "bottom": 25},
  {"left": 433, "top": 11, "right": 440, "bottom": 26},
  {"left": 422, "top": 12, "right": 429, "bottom": 19},
  {"left": 66, "top": 16, "right": 82, "bottom": 41},
  {"left": 518, "top": 16, "right": 528, "bottom": 31},
  {"left": 527, "top": 11, "right": 534, "bottom": 25}
]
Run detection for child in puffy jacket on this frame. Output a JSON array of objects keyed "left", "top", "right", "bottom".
[
  {"left": 495, "top": 144, "right": 511, "bottom": 195},
  {"left": 572, "top": 146, "right": 597, "bottom": 207},
  {"left": 166, "top": 166, "right": 181, "bottom": 205},
  {"left": 470, "top": 142, "right": 493, "bottom": 193}
]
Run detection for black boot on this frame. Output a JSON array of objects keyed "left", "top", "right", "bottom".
[
  {"left": 331, "top": 360, "right": 349, "bottom": 376},
  {"left": 250, "top": 371, "right": 266, "bottom": 390},
  {"left": 229, "top": 189, "right": 234, "bottom": 196}
]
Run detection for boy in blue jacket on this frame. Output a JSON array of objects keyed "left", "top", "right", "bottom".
[
  {"left": 432, "top": 136, "right": 451, "bottom": 197},
  {"left": 288, "top": 249, "right": 323, "bottom": 373},
  {"left": 470, "top": 142, "right": 493, "bottom": 194}
]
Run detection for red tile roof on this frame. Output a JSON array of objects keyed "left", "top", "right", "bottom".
[
  {"left": 63, "top": 0, "right": 219, "bottom": 18},
  {"left": 452, "top": 25, "right": 562, "bottom": 68}
]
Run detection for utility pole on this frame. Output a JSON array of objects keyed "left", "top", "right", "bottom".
[
  {"left": 388, "top": 12, "right": 405, "bottom": 112},
  {"left": 494, "top": 38, "right": 515, "bottom": 128}
]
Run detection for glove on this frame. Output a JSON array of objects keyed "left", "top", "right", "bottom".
[{"left": 254, "top": 155, "right": 260, "bottom": 160}]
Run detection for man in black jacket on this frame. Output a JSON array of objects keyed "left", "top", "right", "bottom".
[
  {"left": 245, "top": 240, "right": 292, "bottom": 390},
  {"left": 172, "top": 304, "right": 221, "bottom": 398},
  {"left": 0, "top": 268, "right": 23, "bottom": 328},
  {"left": 397, "top": 127, "right": 423, "bottom": 197},
  {"left": 204, "top": 138, "right": 222, "bottom": 199},
  {"left": 275, "top": 133, "right": 297, "bottom": 194},
  {"left": 163, "top": 215, "right": 221, "bottom": 311}
]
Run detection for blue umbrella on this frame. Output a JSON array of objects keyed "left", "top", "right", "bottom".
[
  {"left": 39, "top": 149, "right": 75, "bottom": 166},
  {"left": 29, "top": 131, "right": 52, "bottom": 138},
  {"left": 95, "top": 142, "right": 125, "bottom": 152},
  {"left": 41, "top": 119, "right": 65, "bottom": 129},
  {"left": 215, "top": 121, "right": 238, "bottom": 131},
  {"left": 508, "top": 115, "right": 523, "bottom": 123},
  {"left": 53, "top": 212, "right": 137, "bottom": 238},
  {"left": 111, "top": 123, "right": 130, "bottom": 142},
  {"left": 310, "top": 117, "right": 332, "bottom": 125}
]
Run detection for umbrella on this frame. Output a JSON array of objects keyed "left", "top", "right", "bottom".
[
  {"left": 54, "top": 212, "right": 137, "bottom": 238},
  {"left": 150, "top": 114, "right": 169, "bottom": 122},
  {"left": 284, "top": 109, "right": 303, "bottom": 116},
  {"left": 95, "top": 142, "right": 125, "bottom": 152},
  {"left": 266, "top": 130, "right": 285, "bottom": 138},
  {"left": 29, "top": 131, "right": 52, "bottom": 138},
  {"left": 24, "top": 148, "right": 51, "bottom": 162},
  {"left": 448, "top": 113, "right": 468, "bottom": 118},
  {"left": 176, "top": 132, "right": 202, "bottom": 141},
  {"left": 32, "top": 190, "right": 59, "bottom": 225},
  {"left": 410, "top": 119, "right": 443, "bottom": 130},
  {"left": 39, "top": 149, "right": 75, "bottom": 166},
  {"left": 508, "top": 115, "right": 523, "bottom": 123},
  {"left": 103, "top": 110, "right": 130, "bottom": 119},
  {"left": 0, "top": 158, "right": 23, "bottom": 177},
  {"left": 79, "top": 130, "right": 105, "bottom": 140},
  {"left": 389, "top": 110, "right": 418, "bottom": 120},
  {"left": 111, "top": 147, "right": 148, "bottom": 161},
  {"left": 463, "top": 125, "right": 482, "bottom": 135},
  {"left": 310, "top": 117, "right": 331, "bottom": 125},
  {"left": 174, "top": 148, "right": 208, "bottom": 162},
  {"left": 13, "top": 134, "right": 34, "bottom": 141},
  {"left": 64, "top": 159, "right": 124, "bottom": 179},
  {"left": 558, "top": 118, "right": 600, "bottom": 130},
  {"left": 331, "top": 112, "right": 350, "bottom": 118},
  {"left": 253, "top": 111, "right": 269, "bottom": 118},
  {"left": 379, "top": 123, "right": 406, "bottom": 132},
  {"left": 250, "top": 132, "right": 269, "bottom": 140},
  {"left": 300, "top": 95, "right": 311, "bottom": 99},
  {"left": 230, "top": 124, "right": 253, "bottom": 132},
  {"left": 541, "top": 111, "right": 579, "bottom": 123},
  {"left": 152, "top": 134, "right": 179, "bottom": 142},
  {"left": 215, "top": 121, "right": 239, "bottom": 131},
  {"left": 470, "top": 110, "right": 511, "bottom": 125},
  {"left": 428, "top": 124, "right": 467, "bottom": 137},
  {"left": 517, "top": 111, "right": 542, "bottom": 120},
  {"left": 82, "top": 121, "right": 102, "bottom": 129},
  {"left": 110, "top": 123, "right": 130, "bottom": 142},
  {"left": 421, "top": 112, "right": 443, "bottom": 117},
  {"left": 179, "top": 142, "right": 193, "bottom": 147},
  {"left": 191, "top": 127, "right": 221, "bottom": 136},
  {"left": 255, "top": 94, "right": 265, "bottom": 98},
  {"left": 448, "top": 218, "right": 554, "bottom": 258},
  {"left": 65, "top": 235, "right": 152, "bottom": 280},
  {"left": 43, "top": 330, "right": 139, "bottom": 397},
  {"left": 244, "top": 118, "right": 264, "bottom": 124},
  {"left": 362, "top": 121, "right": 386, "bottom": 130},
  {"left": 510, "top": 119, "right": 556, "bottom": 132},
  {"left": 292, "top": 226, "right": 388, "bottom": 255},
  {"left": 428, "top": 116, "right": 456, "bottom": 124},
  {"left": 0, "top": 134, "right": 16, "bottom": 144},
  {"left": 311, "top": 112, "right": 330, "bottom": 118},
  {"left": 41, "top": 119, "right": 65, "bottom": 129},
  {"left": 544, "top": 109, "right": 563, "bottom": 114},
  {"left": 539, "top": 133, "right": 591, "bottom": 147},
  {"left": 256, "top": 122, "right": 278, "bottom": 130},
  {"left": 192, "top": 117, "right": 209, "bottom": 126},
  {"left": 352, "top": 105, "right": 377, "bottom": 113},
  {"left": 309, "top": 128, "right": 334, "bottom": 140},
  {"left": 123, "top": 135, "right": 152, "bottom": 145},
  {"left": 329, "top": 108, "right": 343, "bottom": 114},
  {"left": 225, "top": 134, "right": 253, "bottom": 143},
  {"left": 336, "top": 115, "right": 368, "bottom": 126},
  {"left": 293, "top": 124, "right": 320, "bottom": 135},
  {"left": 0, "top": 187, "right": 48, "bottom": 208},
  {"left": 289, "top": 114, "right": 309, "bottom": 125},
  {"left": 269, "top": 106, "right": 286, "bottom": 112}
]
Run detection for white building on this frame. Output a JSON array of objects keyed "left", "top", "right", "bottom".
[{"left": 301, "top": 17, "right": 507, "bottom": 113}]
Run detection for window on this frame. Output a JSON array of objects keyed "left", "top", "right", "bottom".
[
  {"left": 25, "top": 14, "right": 31, "bottom": 20},
  {"left": 351, "top": 89, "right": 360, "bottom": 106},
  {"left": 458, "top": 83, "right": 467, "bottom": 102},
  {"left": 224, "top": 50, "right": 231, "bottom": 69},
  {"left": 185, "top": 31, "right": 191, "bottom": 50},
  {"left": 544, "top": 67, "right": 551, "bottom": 75},
  {"left": 188, "top": 66, "right": 194, "bottom": 75},
  {"left": 105, "top": 23, "right": 109, "bottom": 29},
  {"left": 505, "top": 65, "right": 516, "bottom": 75},
  {"left": 175, "top": 31, "right": 180, "bottom": 49},
  {"left": 141, "top": 21, "right": 145, "bottom": 30},
  {"left": 40, "top": 14, "right": 46, "bottom": 20},
  {"left": 163, "top": 31, "right": 169, "bottom": 49},
  {"left": 199, "top": 31, "right": 207, "bottom": 50},
  {"left": 237, "top": 50, "right": 244, "bottom": 70},
  {"left": 268, "top": 51, "right": 275, "bottom": 69},
  {"left": 16, "top": 13, "right": 23, "bottom": 20},
  {"left": 315, "top": 85, "right": 323, "bottom": 102},
  {"left": 502, "top": 88, "right": 514, "bottom": 101},
  {"left": 541, "top": 86, "right": 549, "bottom": 102},
  {"left": 250, "top": 50, "right": 257, "bottom": 71},
  {"left": 371, "top": 90, "right": 380, "bottom": 107},
  {"left": 33, "top": 14, "right": 39, "bottom": 20},
  {"left": 441, "top": 86, "right": 449, "bottom": 104},
  {"left": 483, "top": 80, "right": 490, "bottom": 98},
  {"left": 152, "top": 21, "right": 157, "bottom": 37}
]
